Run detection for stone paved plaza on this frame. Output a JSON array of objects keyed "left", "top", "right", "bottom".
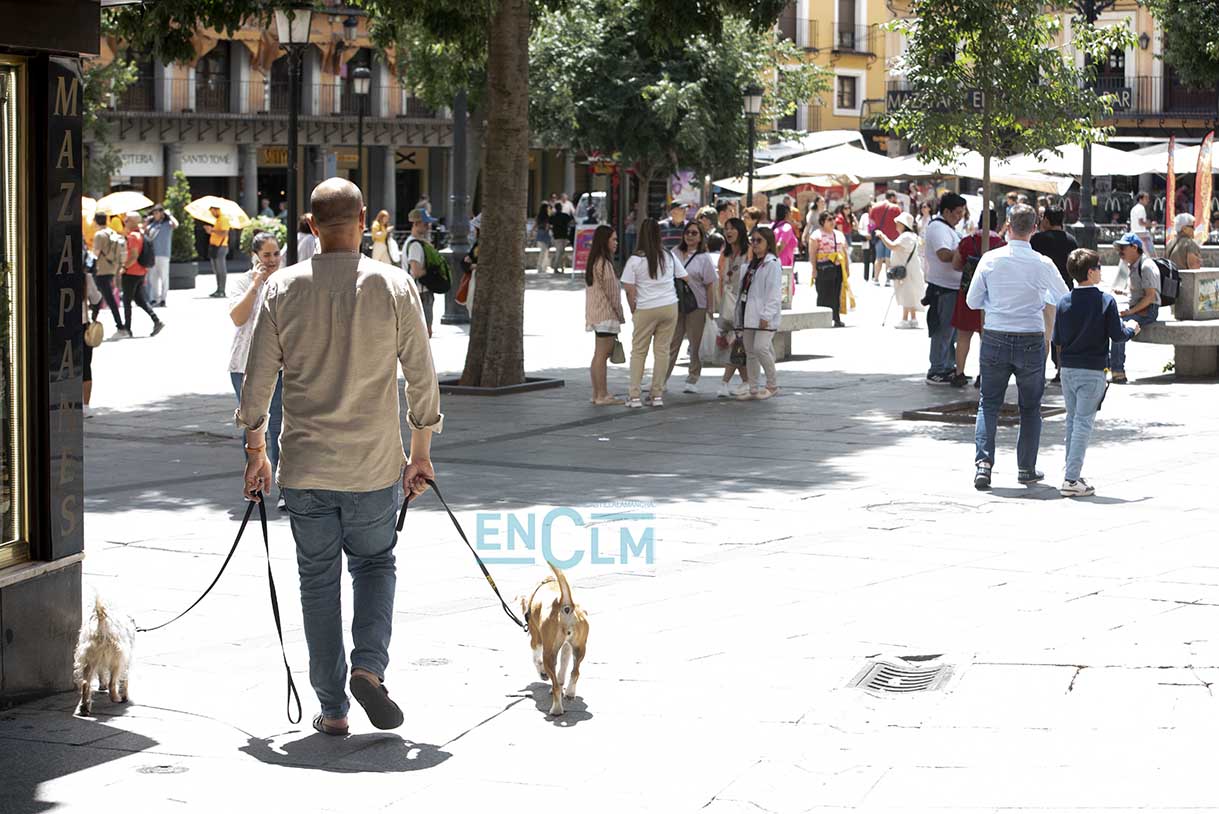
[{"left": 2, "top": 261, "right": 1217, "bottom": 813}]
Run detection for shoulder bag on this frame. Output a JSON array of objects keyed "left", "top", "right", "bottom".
[
  {"left": 887, "top": 239, "right": 916, "bottom": 280},
  {"left": 674, "top": 252, "right": 700, "bottom": 314}
]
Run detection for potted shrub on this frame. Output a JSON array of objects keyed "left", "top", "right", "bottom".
[{"left": 165, "top": 170, "right": 202, "bottom": 290}]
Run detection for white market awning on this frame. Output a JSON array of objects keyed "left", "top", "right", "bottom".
[
  {"left": 712, "top": 173, "right": 859, "bottom": 194},
  {"left": 1003, "top": 143, "right": 1156, "bottom": 178},
  {"left": 752, "top": 130, "right": 867, "bottom": 164},
  {"left": 756, "top": 143, "right": 907, "bottom": 181},
  {"left": 893, "top": 148, "right": 1074, "bottom": 195},
  {"left": 1129, "top": 143, "right": 1204, "bottom": 175}
]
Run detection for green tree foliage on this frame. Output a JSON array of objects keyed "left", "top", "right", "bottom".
[
  {"left": 1147, "top": 0, "right": 1219, "bottom": 88},
  {"left": 883, "top": 0, "right": 1132, "bottom": 220},
  {"left": 107, "top": 2, "right": 266, "bottom": 64},
  {"left": 530, "top": 0, "right": 826, "bottom": 201},
  {"left": 164, "top": 171, "right": 196, "bottom": 263},
  {"left": 83, "top": 13, "right": 139, "bottom": 194},
  {"left": 239, "top": 216, "right": 289, "bottom": 255}
]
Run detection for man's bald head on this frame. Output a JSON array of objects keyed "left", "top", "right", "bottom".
[
  {"left": 310, "top": 178, "right": 364, "bottom": 229},
  {"left": 307, "top": 177, "right": 367, "bottom": 254}
]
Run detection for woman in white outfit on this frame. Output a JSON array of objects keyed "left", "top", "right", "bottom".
[
  {"left": 737, "top": 226, "right": 783, "bottom": 400},
  {"left": 229, "top": 232, "right": 285, "bottom": 509},
  {"left": 875, "top": 211, "right": 925, "bottom": 328},
  {"left": 621, "top": 218, "right": 687, "bottom": 408}
]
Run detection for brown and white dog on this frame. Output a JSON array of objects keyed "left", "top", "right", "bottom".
[
  {"left": 521, "top": 562, "right": 589, "bottom": 716},
  {"left": 74, "top": 594, "right": 135, "bottom": 716}
]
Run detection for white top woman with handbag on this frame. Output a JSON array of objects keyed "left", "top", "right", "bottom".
[{"left": 876, "top": 211, "right": 926, "bottom": 327}]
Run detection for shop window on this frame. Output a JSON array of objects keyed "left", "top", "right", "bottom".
[{"left": 0, "top": 60, "right": 27, "bottom": 567}]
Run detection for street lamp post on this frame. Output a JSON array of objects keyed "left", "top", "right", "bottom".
[
  {"left": 1072, "top": 0, "right": 1118, "bottom": 250},
  {"left": 743, "top": 84, "right": 764, "bottom": 206},
  {"left": 275, "top": 5, "right": 313, "bottom": 267},
  {"left": 352, "top": 66, "right": 370, "bottom": 193}
]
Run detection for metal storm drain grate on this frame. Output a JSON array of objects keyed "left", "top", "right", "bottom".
[
  {"left": 849, "top": 654, "right": 954, "bottom": 694},
  {"left": 902, "top": 400, "right": 1064, "bottom": 426}
]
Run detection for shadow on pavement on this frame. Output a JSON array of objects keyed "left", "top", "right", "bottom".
[
  {"left": 82, "top": 364, "right": 1184, "bottom": 518},
  {"left": 0, "top": 705, "right": 159, "bottom": 814},
  {"left": 240, "top": 732, "right": 451, "bottom": 772},
  {"left": 521, "top": 682, "right": 592, "bottom": 726}
]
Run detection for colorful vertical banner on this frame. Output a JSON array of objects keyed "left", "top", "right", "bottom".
[
  {"left": 572, "top": 225, "right": 598, "bottom": 274},
  {"left": 1165, "top": 136, "right": 1176, "bottom": 244},
  {"left": 1194, "top": 131, "right": 1214, "bottom": 233}
]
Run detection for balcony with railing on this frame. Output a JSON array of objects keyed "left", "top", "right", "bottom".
[
  {"left": 1095, "top": 75, "right": 1218, "bottom": 120},
  {"left": 113, "top": 73, "right": 153, "bottom": 112},
  {"left": 775, "top": 17, "right": 820, "bottom": 52},
  {"left": 832, "top": 24, "right": 878, "bottom": 55},
  {"left": 109, "top": 77, "right": 439, "bottom": 119}
]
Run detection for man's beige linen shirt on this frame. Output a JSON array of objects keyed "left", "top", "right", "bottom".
[{"left": 235, "top": 252, "right": 443, "bottom": 492}]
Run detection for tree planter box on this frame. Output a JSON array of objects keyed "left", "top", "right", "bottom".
[
  {"left": 438, "top": 377, "right": 565, "bottom": 396},
  {"left": 169, "top": 260, "right": 204, "bottom": 290}
]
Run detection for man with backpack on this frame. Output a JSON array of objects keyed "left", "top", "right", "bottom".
[
  {"left": 1109, "top": 233, "right": 1161, "bottom": 384},
  {"left": 90, "top": 212, "right": 128, "bottom": 334},
  {"left": 402, "top": 208, "right": 452, "bottom": 338},
  {"left": 122, "top": 212, "right": 166, "bottom": 338}
]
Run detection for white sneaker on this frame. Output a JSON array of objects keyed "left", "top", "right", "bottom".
[
  {"left": 82, "top": 405, "right": 93, "bottom": 419},
  {"left": 682, "top": 382, "right": 699, "bottom": 394},
  {"left": 1059, "top": 478, "right": 1095, "bottom": 497},
  {"left": 732, "top": 384, "right": 752, "bottom": 397},
  {"left": 625, "top": 397, "right": 643, "bottom": 409},
  {"left": 651, "top": 395, "right": 664, "bottom": 407},
  {"left": 716, "top": 382, "right": 731, "bottom": 398}
]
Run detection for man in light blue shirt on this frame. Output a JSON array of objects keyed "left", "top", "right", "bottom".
[{"left": 966, "top": 203, "right": 1069, "bottom": 490}]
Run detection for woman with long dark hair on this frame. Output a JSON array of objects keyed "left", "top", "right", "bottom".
[
  {"left": 584, "top": 224, "right": 624, "bottom": 406},
  {"left": 667, "top": 221, "right": 718, "bottom": 392},
  {"left": 736, "top": 226, "right": 783, "bottom": 399},
  {"left": 533, "top": 202, "right": 553, "bottom": 274},
  {"left": 620, "top": 218, "right": 687, "bottom": 408},
  {"left": 716, "top": 217, "right": 751, "bottom": 397}
]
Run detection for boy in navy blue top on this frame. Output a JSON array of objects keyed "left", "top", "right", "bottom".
[{"left": 1051, "top": 248, "right": 1141, "bottom": 497}]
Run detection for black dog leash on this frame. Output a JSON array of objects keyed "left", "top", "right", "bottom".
[
  {"left": 398, "top": 478, "right": 529, "bottom": 633},
  {"left": 136, "top": 493, "right": 302, "bottom": 725}
]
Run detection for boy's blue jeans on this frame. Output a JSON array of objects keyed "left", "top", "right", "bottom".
[{"left": 1061, "top": 367, "right": 1107, "bottom": 482}]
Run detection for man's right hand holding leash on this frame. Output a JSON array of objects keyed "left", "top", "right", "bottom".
[
  {"left": 403, "top": 431, "right": 434, "bottom": 499},
  {"left": 243, "top": 427, "right": 273, "bottom": 502}
]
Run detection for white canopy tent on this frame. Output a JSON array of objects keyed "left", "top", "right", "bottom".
[
  {"left": 755, "top": 143, "right": 907, "bottom": 181},
  {"left": 712, "top": 173, "right": 859, "bottom": 194},
  {"left": 752, "top": 130, "right": 866, "bottom": 165},
  {"left": 1126, "top": 143, "right": 1204, "bottom": 175},
  {"left": 892, "top": 148, "right": 1075, "bottom": 195},
  {"left": 1003, "top": 143, "right": 1156, "bottom": 178}
]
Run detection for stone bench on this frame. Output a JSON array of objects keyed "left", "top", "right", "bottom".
[
  {"left": 774, "top": 307, "right": 834, "bottom": 360},
  {"left": 1133, "top": 321, "right": 1219, "bottom": 376},
  {"left": 1131, "top": 268, "right": 1219, "bottom": 376}
]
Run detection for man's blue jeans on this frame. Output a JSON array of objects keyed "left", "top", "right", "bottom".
[
  {"left": 231, "top": 371, "right": 283, "bottom": 477},
  {"left": 928, "top": 288, "right": 958, "bottom": 377},
  {"left": 1060, "top": 367, "right": 1107, "bottom": 482},
  {"left": 282, "top": 483, "right": 402, "bottom": 720},
  {"left": 975, "top": 330, "right": 1047, "bottom": 471},
  {"left": 1108, "top": 304, "right": 1158, "bottom": 373}
]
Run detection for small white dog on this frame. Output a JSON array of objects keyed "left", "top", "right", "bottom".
[
  {"left": 520, "top": 562, "right": 589, "bottom": 716},
  {"left": 74, "top": 593, "right": 135, "bottom": 715}
]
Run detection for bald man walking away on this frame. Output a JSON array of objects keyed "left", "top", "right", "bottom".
[{"left": 236, "top": 178, "right": 443, "bottom": 736}]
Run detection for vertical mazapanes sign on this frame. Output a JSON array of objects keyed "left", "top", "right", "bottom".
[{"left": 48, "top": 57, "right": 83, "bottom": 556}]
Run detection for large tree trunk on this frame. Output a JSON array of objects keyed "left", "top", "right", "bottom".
[{"left": 461, "top": 0, "right": 529, "bottom": 387}]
